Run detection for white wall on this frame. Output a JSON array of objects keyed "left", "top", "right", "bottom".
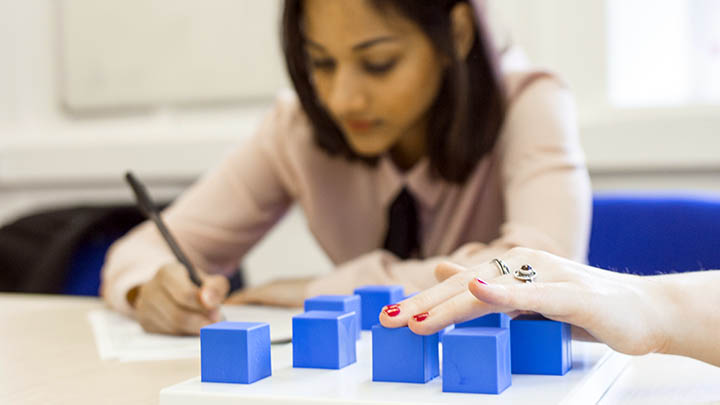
[
  {"left": 0, "top": 0, "right": 280, "bottom": 219},
  {"left": 486, "top": 0, "right": 720, "bottom": 176},
  {"left": 1, "top": 0, "right": 719, "bottom": 283}
]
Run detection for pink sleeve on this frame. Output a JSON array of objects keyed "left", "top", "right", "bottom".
[
  {"left": 495, "top": 78, "right": 592, "bottom": 263},
  {"left": 305, "top": 78, "right": 591, "bottom": 296},
  {"left": 100, "top": 98, "right": 299, "bottom": 315}
]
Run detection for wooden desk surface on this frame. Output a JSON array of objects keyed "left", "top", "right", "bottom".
[
  {"left": 2, "top": 293, "right": 720, "bottom": 404},
  {"left": 0, "top": 293, "right": 197, "bottom": 405}
]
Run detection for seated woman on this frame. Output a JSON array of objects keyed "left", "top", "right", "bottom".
[
  {"left": 101, "top": 0, "right": 591, "bottom": 335},
  {"left": 379, "top": 247, "right": 720, "bottom": 367}
]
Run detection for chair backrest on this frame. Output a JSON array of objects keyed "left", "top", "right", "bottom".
[
  {"left": 0, "top": 205, "right": 145, "bottom": 296},
  {"left": 588, "top": 193, "right": 720, "bottom": 275}
]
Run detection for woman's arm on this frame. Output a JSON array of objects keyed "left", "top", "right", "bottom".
[
  {"left": 291, "top": 76, "right": 592, "bottom": 301},
  {"left": 649, "top": 271, "right": 720, "bottom": 366},
  {"left": 100, "top": 96, "right": 297, "bottom": 332}
]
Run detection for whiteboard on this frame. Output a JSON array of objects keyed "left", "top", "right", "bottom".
[{"left": 59, "top": 0, "right": 287, "bottom": 110}]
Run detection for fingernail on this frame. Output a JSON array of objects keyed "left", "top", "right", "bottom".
[
  {"left": 413, "top": 312, "right": 429, "bottom": 322},
  {"left": 384, "top": 306, "right": 401, "bottom": 317},
  {"left": 476, "top": 277, "right": 487, "bottom": 285}
]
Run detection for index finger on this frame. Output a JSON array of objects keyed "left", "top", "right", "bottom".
[{"left": 379, "top": 261, "right": 498, "bottom": 328}]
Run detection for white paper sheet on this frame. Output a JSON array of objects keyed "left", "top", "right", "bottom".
[{"left": 88, "top": 305, "right": 301, "bottom": 362}]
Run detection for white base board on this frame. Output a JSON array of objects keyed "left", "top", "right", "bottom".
[{"left": 160, "top": 333, "right": 630, "bottom": 404}]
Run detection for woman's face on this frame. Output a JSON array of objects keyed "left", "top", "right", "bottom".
[{"left": 303, "top": 0, "right": 446, "bottom": 158}]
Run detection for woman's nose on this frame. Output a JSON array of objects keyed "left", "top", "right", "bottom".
[{"left": 327, "top": 68, "right": 368, "bottom": 116}]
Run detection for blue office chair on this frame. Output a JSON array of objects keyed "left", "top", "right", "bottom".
[
  {"left": 0, "top": 204, "right": 243, "bottom": 296},
  {"left": 65, "top": 207, "right": 244, "bottom": 296},
  {"left": 588, "top": 193, "right": 720, "bottom": 275}
]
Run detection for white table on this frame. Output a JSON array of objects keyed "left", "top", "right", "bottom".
[
  {"left": 160, "top": 336, "right": 629, "bottom": 404},
  {"left": 2, "top": 294, "right": 720, "bottom": 404}
]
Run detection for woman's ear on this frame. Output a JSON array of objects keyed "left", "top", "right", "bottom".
[{"left": 450, "top": 2, "right": 476, "bottom": 61}]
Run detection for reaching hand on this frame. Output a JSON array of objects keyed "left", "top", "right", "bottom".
[{"left": 379, "top": 247, "right": 670, "bottom": 357}]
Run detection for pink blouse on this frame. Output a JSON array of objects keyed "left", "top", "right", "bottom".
[{"left": 101, "top": 72, "right": 592, "bottom": 315}]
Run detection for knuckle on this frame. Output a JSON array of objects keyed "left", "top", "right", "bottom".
[
  {"left": 433, "top": 265, "right": 446, "bottom": 279},
  {"left": 533, "top": 249, "right": 553, "bottom": 264},
  {"left": 507, "top": 246, "right": 539, "bottom": 263},
  {"left": 507, "top": 246, "right": 530, "bottom": 257},
  {"left": 449, "top": 273, "right": 470, "bottom": 290}
]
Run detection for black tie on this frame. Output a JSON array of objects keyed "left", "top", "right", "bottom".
[{"left": 383, "top": 187, "right": 420, "bottom": 259}]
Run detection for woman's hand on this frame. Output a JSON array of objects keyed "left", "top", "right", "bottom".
[
  {"left": 132, "top": 262, "right": 229, "bottom": 335},
  {"left": 225, "top": 277, "right": 312, "bottom": 307},
  {"left": 379, "top": 247, "right": 671, "bottom": 357}
]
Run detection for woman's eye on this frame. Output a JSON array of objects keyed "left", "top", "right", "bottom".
[
  {"left": 363, "top": 59, "right": 397, "bottom": 74},
  {"left": 310, "top": 58, "right": 336, "bottom": 71}
]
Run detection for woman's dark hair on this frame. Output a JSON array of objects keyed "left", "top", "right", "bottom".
[{"left": 282, "top": 0, "right": 507, "bottom": 183}]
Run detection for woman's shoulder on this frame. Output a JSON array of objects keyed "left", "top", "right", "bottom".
[
  {"left": 496, "top": 53, "right": 580, "bottom": 154},
  {"left": 502, "top": 68, "right": 570, "bottom": 110},
  {"left": 499, "top": 47, "right": 569, "bottom": 103},
  {"left": 254, "top": 89, "right": 319, "bottom": 153},
  {"left": 266, "top": 89, "right": 313, "bottom": 138}
]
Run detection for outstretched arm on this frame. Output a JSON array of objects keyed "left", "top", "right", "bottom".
[{"left": 379, "top": 247, "right": 720, "bottom": 367}]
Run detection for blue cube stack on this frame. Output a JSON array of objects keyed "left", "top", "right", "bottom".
[
  {"left": 510, "top": 315, "right": 572, "bottom": 375},
  {"left": 304, "top": 294, "right": 362, "bottom": 340},
  {"left": 200, "top": 321, "right": 271, "bottom": 384},
  {"left": 455, "top": 313, "right": 511, "bottom": 329},
  {"left": 372, "top": 325, "right": 439, "bottom": 383},
  {"left": 292, "top": 310, "right": 356, "bottom": 369},
  {"left": 353, "top": 285, "right": 404, "bottom": 330},
  {"left": 442, "top": 327, "right": 512, "bottom": 394},
  {"left": 199, "top": 285, "right": 574, "bottom": 394},
  {"left": 438, "top": 324, "right": 455, "bottom": 342}
]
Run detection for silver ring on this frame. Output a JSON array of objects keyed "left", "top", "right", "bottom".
[
  {"left": 513, "top": 264, "right": 536, "bottom": 283},
  {"left": 492, "top": 258, "right": 511, "bottom": 276}
]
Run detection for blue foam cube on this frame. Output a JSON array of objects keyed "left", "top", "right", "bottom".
[
  {"left": 304, "top": 295, "right": 361, "bottom": 340},
  {"left": 372, "top": 325, "right": 439, "bottom": 383},
  {"left": 292, "top": 310, "right": 356, "bottom": 369},
  {"left": 442, "top": 327, "right": 511, "bottom": 394},
  {"left": 456, "top": 313, "right": 511, "bottom": 328},
  {"left": 510, "top": 315, "right": 572, "bottom": 375},
  {"left": 354, "top": 285, "right": 404, "bottom": 330},
  {"left": 438, "top": 324, "right": 455, "bottom": 342},
  {"left": 201, "top": 322, "right": 271, "bottom": 384}
]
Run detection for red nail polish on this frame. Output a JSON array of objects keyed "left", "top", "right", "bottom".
[
  {"left": 476, "top": 278, "right": 487, "bottom": 285},
  {"left": 386, "top": 304, "right": 399, "bottom": 309},
  {"left": 413, "top": 312, "right": 429, "bottom": 322},
  {"left": 384, "top": 306, "right": 401, "bottom": 317}
]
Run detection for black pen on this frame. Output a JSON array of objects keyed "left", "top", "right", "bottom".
[{"left": 124, "top": 171, "right": 203, "bottom": 286}]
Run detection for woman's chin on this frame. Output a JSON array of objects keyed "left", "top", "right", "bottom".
[
  {"left": 353, "top": 148, "right": 385, "bottom": 158},
  {"left": 346, "top": 138, "right": 392, "bottom": 158}
]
